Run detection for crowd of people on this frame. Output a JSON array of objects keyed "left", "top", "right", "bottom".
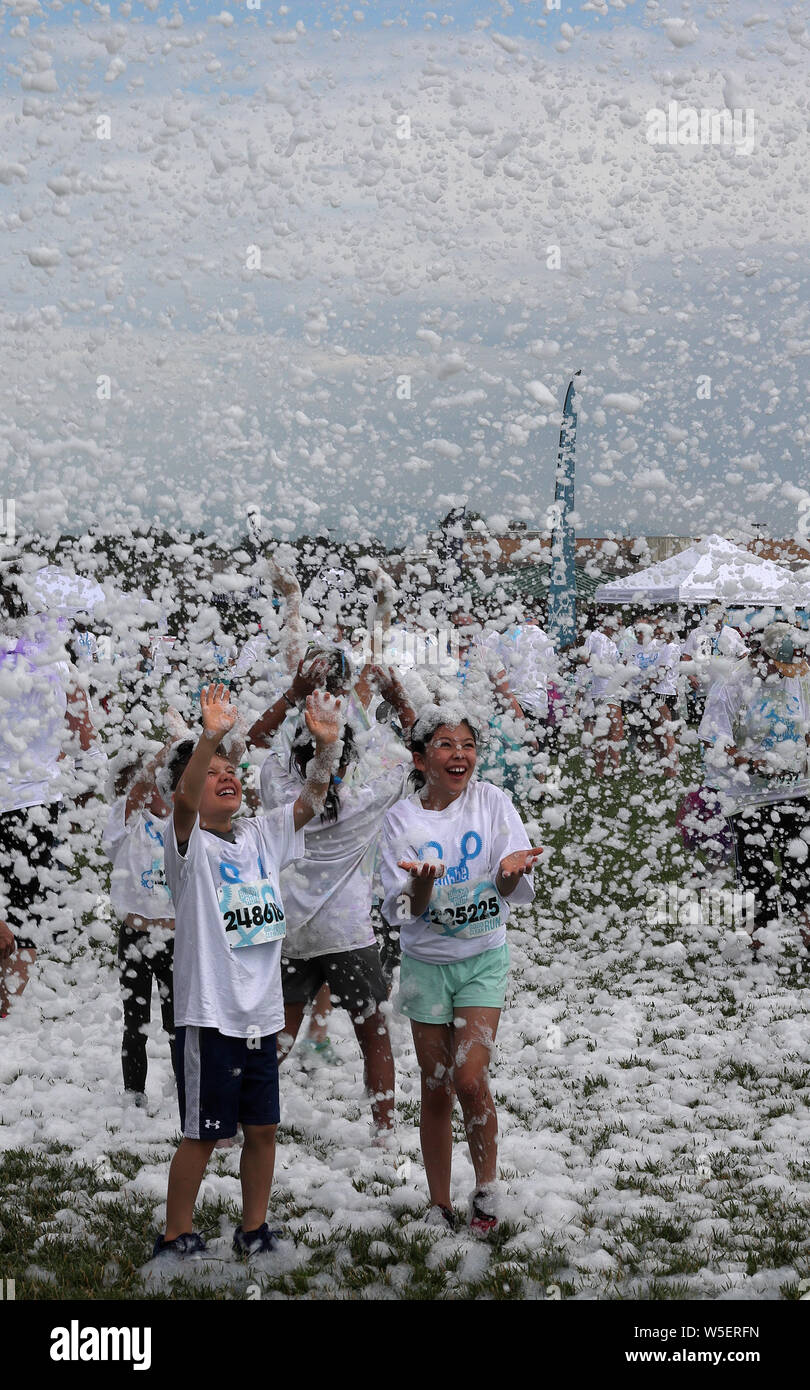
[{"left": 1, "top": 546, "right": 809, "bottom": 1257}]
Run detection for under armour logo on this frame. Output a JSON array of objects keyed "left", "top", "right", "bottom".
[{"left": 205, "top": 1120, "right": 221, "bottom": 1130}]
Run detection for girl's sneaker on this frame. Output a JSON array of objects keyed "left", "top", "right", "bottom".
[
  {"left": 424, "top": 1204, "right": 457, "bottom": 1233},
  {"left": 300, "top": 1037, "right": 340, "bottom": 1066},
  {"left": 468, "top": 1189, "right": 499, "bottom": 1238},
  {"left": 152, "top": 1232, "right": 207, "bottom": 1259},
  {"left": 233, "top": 1222, "right": 283, "bottom": 1256}
]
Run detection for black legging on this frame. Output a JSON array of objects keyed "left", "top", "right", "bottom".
[
  {"left": 117, "top": 922, "right": 176, "bottom": 1094},
  {"left": 729, "top": 799, "right": 810, "bottom": 934}
]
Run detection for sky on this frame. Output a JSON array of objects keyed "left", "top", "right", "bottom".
[{"left": 1, "top": 0, "right": 809, "bottom": 551}]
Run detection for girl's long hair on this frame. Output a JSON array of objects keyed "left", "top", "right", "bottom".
[{"left": 290, "top": 721, "right": 357, "bottom": 823}]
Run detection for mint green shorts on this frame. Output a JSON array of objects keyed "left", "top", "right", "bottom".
[{"left": 398, "top": 944, "right": 510, "bottom": 1024}]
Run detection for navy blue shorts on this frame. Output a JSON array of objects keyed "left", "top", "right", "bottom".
[{"left": 175, "top": 1026, "right": 280, "bottom": 1140}]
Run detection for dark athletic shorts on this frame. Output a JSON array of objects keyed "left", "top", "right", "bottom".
[
  {"left": 281, "top": 945, "right": 388, "bottom": 1018},
  {"left": 0, "top": 802, "right": 61, "bottom": 949},
  {"left": 175, "top": 1026, "right": 280, "bottom": 1139}
]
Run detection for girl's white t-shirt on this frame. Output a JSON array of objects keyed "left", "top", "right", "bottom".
[
  {"left": 379, "top": 779, "right": 534, "bottom": 965},
  {"left": 102, "top": 799, "right": 174, "bottom": 921},
  {"left": 260, "top": 754, "right": 408, "bottom": 959},
  {"left": 164, "top": 806, "right": 304, "bottom": 1038}
]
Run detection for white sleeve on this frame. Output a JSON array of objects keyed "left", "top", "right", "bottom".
[
  {"left": 255, "top": 801, "right": 306, "bottom": 872},
  {"left": 163, "top": 814, "right": 203, "bottom": 905},
  {"left": 101, "top": 798, "right": 128, "bottom": 863},
  {"left": 259, "top": 750, "right": 296, "bottom": 811},
  {"left": 379, "top": 806, "right": 421, "bottom": 926}
]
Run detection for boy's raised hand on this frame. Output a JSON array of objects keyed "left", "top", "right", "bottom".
[
  {"left": 304, "top": 689, "right": 344, "bottom": 746},
  {"left": 200, "top": 684, "right": 238, "bottom": 742}
]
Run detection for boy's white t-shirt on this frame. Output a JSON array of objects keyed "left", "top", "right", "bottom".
[
  {"left": 164, "top": 805, "right": 305, "bottom": 1038},
  {"left": 260, "top": 753, "right": 409, "bottom": 959},
  {"left": 102, "top": 798, "right": 174, "bottom": 921},
  {"left": 379, "top": 779, "right": 534, "bottom": 965}
]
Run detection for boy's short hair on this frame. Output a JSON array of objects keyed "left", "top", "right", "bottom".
[{"left": 167, "top": 739, "right": 230, "bottom": 792}]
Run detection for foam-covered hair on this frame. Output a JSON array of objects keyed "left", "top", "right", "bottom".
[{"left": 409, "top": 702, "right": 480, "bottom": 748}]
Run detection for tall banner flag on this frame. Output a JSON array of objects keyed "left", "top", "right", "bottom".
[
  {"left": 438, "top": 504, "right": 467, "bottom": 597},
  {"left": 546, "top": 371, "right": 581, "bottom": 650}
]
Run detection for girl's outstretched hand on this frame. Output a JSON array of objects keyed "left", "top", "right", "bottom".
[
  {"left": 499, "top": 848, "right": 543, "bottom": 878},
  {"left": 304, "top": 690, "right": 344, "bottom": 746},
  {"left": 398, "top": 859, "right": 446, "bottom": 881},
  {"left": 200, "top": 684, "right": 238, "bottom": 741}
]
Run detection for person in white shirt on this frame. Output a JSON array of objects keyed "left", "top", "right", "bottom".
[
  {"left": 154, "top": 682, "right": 343, "bottom": 1261},
  {"left": 1, "top": 576, "right": 103, "bottom": 1015},
  {"left": 699, "top": 622, "right": 810, "bottom": 949},
  {"left": 379, "top": 705, "right": 541, "bottom": 1237},
  {"left": 624, "top": 615, "right": 680, "bottom": 779},
  {"left": 681, "top": 605, "right": 749, "bottom": 721},
  {"left": 103, "top": 740, "right": 177, "bottom": 1105},
  {"left": 454, "top": 617, "right": 532, "bottom": 796},
  {"left": 577, "top": 616, "right": 625, "bottom": 776},
  {"left": 255, "top": 662, "right": 415, "bottom": 1136}
]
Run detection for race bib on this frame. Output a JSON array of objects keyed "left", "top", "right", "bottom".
[
  {"left": 220, "top": 879, "right": 286, "bottom": 949},
  {"left": 424, "top": 879, "right": 502, "bottom": 940},
  {"left": 141, "top": 857, "right": 171, "bottom": 901}
]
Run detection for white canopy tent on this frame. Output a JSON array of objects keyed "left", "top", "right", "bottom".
[{"left": 593, "top": 535, "right": 810, "bottom": 609}]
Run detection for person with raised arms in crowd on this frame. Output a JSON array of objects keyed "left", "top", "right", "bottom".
[
  {"left": 379, "top": 705, "right": 542, "bottom": 1236},
  {"left": 0, "top": 569, "right": 104, "bottom": 1016},
  {"left": 623, "top": 613, "right": 680, "bottom": 780},
  {"left": 681, "top": 603, "right": 749, "bottom": 724},
  {"left": 450, "top": 614, "right": 533, "bottom": 798},
  {"left": 576, "top": 613, "right": 625, "bottom": 778},
  {"left": 153, "top": 682, "right": 343, "bottom": 1260},
  {"left": 699, "top": 621, "right": 810, "bottom": 952},
  {"left": 104, "top": 734, "right": 179, "bottom": 1109},
  {"left": 251, "top": 651, "right": 416, "bottom": 1137}
]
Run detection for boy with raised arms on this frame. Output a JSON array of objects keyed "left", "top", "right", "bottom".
[{"left": 154, "top": 683, "right": 343, "bottom": 1260}]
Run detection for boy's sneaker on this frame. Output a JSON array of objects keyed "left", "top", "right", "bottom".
[
  {"left": 468, "top": 1188, "right": 499, "bottom": 1238},
  {"left": 424, "top": 1204, "right": 457, "bottom": 1233},
  {"left": 152, "top": 1232, "right": 207, "bottom": 1259},
  {"left": 233, "top": 1222, "right": 283, "bottom": 1256}
]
